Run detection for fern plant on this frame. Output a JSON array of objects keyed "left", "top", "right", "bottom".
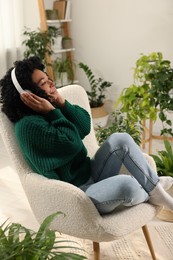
[
  {"left": 0, "top": 212, "right": 86, "bottom": 260},
  {"left": 151, "top": 140, "right": 173, "bottom": 177},
  {"left": 79, "top": 62, "right": 112, "bottom": 108}
]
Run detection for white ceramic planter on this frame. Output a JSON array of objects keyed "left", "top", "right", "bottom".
[{"left": 52, "top": 35, "right": 63, "bottom": 51}]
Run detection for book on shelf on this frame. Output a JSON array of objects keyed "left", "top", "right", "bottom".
[
  {"left": 53, "top": 0, "right": 66, "bottom": 20},
  {"left": 53, "top": 0, "right": 71, "bottom": 20},
  {"left": 65, "top": 1, "right": 71, "bottom": 20}
]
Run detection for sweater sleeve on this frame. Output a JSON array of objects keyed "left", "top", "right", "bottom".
[
  {"left": 60, "top": 100, "right": 91, "bottom": 139},
  {"left": 15, "top": 109, "right": 86, "bottom": 174}
]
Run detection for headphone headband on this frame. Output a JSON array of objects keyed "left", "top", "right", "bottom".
[{"left": 11, "top": 68, "right": 24, "bottom": 94}]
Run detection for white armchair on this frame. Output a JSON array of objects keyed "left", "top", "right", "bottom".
[{"left": 0, "top": 84, "right": 161, "bottom": 260}]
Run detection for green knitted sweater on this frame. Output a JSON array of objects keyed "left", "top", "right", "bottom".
[{"left": 14, "top": 100, "right": 91, "bottom": 187}]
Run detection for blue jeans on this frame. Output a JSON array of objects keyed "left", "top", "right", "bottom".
[{"left": 80, "top": 133, "right": 159, "bottom": 214}]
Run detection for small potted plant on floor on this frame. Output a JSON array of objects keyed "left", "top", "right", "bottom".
[
  {"left": 151, "top": 140, "right": 173, "bottom": 222},
  {"left": 79, "top": 62, "right": 113, "bottom": 128},
  {"left": 0, "top": 211, "right": 86, "bottom": 259}
]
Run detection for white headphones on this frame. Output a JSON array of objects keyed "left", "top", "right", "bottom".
[{"left": 11, "top": 68, "right": 25, "bottom": 94}]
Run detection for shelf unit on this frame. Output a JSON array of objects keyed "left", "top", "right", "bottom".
[
  {"left": 37, "top": 0, "right": 75, "bottom": 86},
  {"left": 141, "top": 119, "right": 173, "bottom": 154}
]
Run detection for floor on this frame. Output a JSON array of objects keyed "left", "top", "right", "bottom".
[{"left": 0, "top": 132, "right": 173, "bottom": 259}]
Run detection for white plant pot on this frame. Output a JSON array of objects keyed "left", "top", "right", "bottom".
[{"left": 52, "top": 35, "right": 63, "bottom": 51}]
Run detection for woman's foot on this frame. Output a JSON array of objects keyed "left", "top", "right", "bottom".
[
  {"left": 159, "top": 176, "right": 173, "bottom": 191},
  {"left": 149, "top": 183, "right": 173, "bottom": 212}
]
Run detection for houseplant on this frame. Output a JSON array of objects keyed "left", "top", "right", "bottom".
[
  {"left": 117, "top": 52, "right": 173, "bottom": 137},
  {"left": 62, "top": 36, "right": 73, "bottom": 49},
  {"left": 151, "top": 140, "right": 173, "bottom": 222},
  {"left": 22, "top": 26, "right": 60, "bottom": 66},
  {"left": 0, "top": 211, "right": 86, "bottom": 259},
  {"left": 151, "top": 140, "right": 173, "bottom": 177},
  {"left": 79, "top": 62, "right": 113, "bottom": 127},
  {"left": 53, "top": 57, "right": 75, "bottom": 87},
  {"left": 96, "top": 110, "right": 142, "bottom": 146}
]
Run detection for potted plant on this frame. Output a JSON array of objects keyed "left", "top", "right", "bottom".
[
  {"left": 53, "top": 57, "right": 75, "bottom": 87},
  {"left": 22, "top": 26, "right": 60, "bottom": 66},
  {"left": 151, "top": 140, "right": 173, "bottom": 177},
  {"left": 45, "top": 9, "right": 59, "bottom": 20},
  {"left": 151, "top": 140, "right": 173, "bottom": 222},
  {"left": 62, "top": 36, "right": 73, "bottom": 49},
  {"left": 96, "top": 110, "right": 142, "bottom": 146},
  {"left": 0, "top": 211, "right": 86, "bottom": 259},
  {"left": 117, "top": 52, "right": 173, "bottom": 137},
  {"left": 79, "top": 62, "right": 113, "bottom": 127}
]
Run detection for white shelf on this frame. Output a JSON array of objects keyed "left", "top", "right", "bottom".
[
  {"left": 47, "top": 19, "right": 72, "bottom": 25},
  {"left": 53, "top": 48, "right": 75, "bottom": 54}
]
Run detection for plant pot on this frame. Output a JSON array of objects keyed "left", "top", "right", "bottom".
[
  {"left": 91, "top": 105, "right": 109, "bottom": 128},
  {"left": 62, "top": 37, "right": 72, "bottom": 49},
  {"left": 157, "top": 185, "right": 173, "bottom": 222},
  {"left": 45, "top": 9, "right": 59, "bottom": 20},
  {"left": 52, "top": 35, "right": 62, "bottom": 51}
]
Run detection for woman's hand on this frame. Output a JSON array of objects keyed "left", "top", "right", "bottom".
[
  {"left": 53, "top": 91, "right": 66, "bottom": 108},
  {"left": 21, "top": 92, "right": 55, "bottom": 114}
]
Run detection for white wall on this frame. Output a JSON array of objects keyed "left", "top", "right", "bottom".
[
  {"left": 23, "top": 0, "right": 40, "bottom": 30},
  {"left": 23, "top": 0, "right": 173, "bottom": 132},
  {"left": 71, "top": 0, "right": 173, "bottom": 95},
  {"left": 71, "top": 0, "right": 173, "bottom": 133}
]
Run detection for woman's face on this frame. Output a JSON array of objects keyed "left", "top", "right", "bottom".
[{"left": 32, "top": 69, "right": 58, "bottom": 100}]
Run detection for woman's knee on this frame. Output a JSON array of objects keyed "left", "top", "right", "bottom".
[
  {"left": 123, "top": 176, "right": 149, "bottom": 206},
  {"left": 106, "top": 133, "right": 134, "bottom": 155},
  {"left": 108, "top": 133, "right": 134, "bottom": 147}
]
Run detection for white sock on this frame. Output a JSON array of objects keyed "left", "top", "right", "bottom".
[
  {"left": 149, "top": 183, "right": 173, "bottom": 212},
  {"left": 159, "top": 176, "right": 173, "bottom": 191}
]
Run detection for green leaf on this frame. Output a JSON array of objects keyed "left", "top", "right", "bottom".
[
  {"left": 0, "top": 212, "right": 86, "bottom": 259},
  {"left": 151, "top": 140, "right": 173, "bottom": 176}
]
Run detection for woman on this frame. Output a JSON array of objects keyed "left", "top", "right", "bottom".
[{"left": 1, "top": 56, "right": 173, "bottom": 214}]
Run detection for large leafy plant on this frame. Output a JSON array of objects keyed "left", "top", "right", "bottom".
[
  {"left": 118, "top": 52, "right": 173, "bottom": 137},
  {"left": 79, "top": 62, "right": 112, "bottom": 108},
  {"left": 0, "top": 212, "right": 86, "bottom": 260},
  {"left": 23, "top": 26, "right": 60, "bottom": 65},
  {"left": 96, "top": 110, "right": 142, "bottom": 146},
  {"left": 151, "top": 140, "right": 173, "bottom": 177}
]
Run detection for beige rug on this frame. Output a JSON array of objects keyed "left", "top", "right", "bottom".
[
  {"left": 0, "top": 217, "right": 172, "bottom": 259},
  {"left": 57, "top": 221, "right": 173, "bottom": 260}
]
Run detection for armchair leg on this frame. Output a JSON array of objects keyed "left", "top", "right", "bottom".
[
  {"left": 142, "top": 225, "right": 157, "bottom": 260},
  {"left": 93, "top": 241, "right": 100, "bottom": 260}
]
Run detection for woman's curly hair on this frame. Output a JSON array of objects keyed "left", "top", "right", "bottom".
[{"left": 0, "top": 56, "right": 51, "bottom": 123}]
